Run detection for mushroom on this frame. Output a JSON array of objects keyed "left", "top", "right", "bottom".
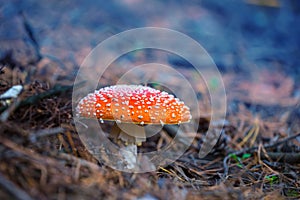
[{"left": 76, "top": 85, "right": 191, "bottom": 169}]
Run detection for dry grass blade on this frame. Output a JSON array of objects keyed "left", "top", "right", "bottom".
[
  {"left": 223, "top": 132, "right": 300, "bottom": 178},
  {"left": 0, "top": 172, "right": 34, "bottom": 200}
]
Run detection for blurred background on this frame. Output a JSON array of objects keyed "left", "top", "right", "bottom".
[{"left": 1, "top": 0, "right": 299, "bottom": 104}]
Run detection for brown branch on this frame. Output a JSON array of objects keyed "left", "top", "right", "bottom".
[
  {"left": 0, "top": 135, "right": 101, "bottom": 172},
  {"left": 261, "top": 152, "right": 300, "bottom": 163},
  {"left": 52, "top": 152, "right": 100, "bottom": 171}
]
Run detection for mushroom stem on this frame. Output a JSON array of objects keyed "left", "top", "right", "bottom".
[
  {"left": 121, "top": 144, "right": 137, "bottom": 170},
  {"left": 110, "top": 122, "right": 146, "bottom": 169}
]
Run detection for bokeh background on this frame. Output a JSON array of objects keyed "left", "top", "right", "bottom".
[{"left": 1, "top": 0, "right": 300, "bottom": 106}]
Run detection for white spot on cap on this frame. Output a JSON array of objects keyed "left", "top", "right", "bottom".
[{"left": 160, "top": 120, "right": 164, "bottom": 125}]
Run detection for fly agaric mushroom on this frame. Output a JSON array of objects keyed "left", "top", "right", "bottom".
[{"left": 76, "top": 85, "right": 191, "bottom": 169}]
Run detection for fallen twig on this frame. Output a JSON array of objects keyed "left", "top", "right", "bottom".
[
  {"left": 28, "top": 127, "right": 65, "bottom": 143},
  {"left": 0, "top": 136, "right": 100, "bottom": 173},
  {"left": 0, "top": 98, "right": 21, "bottom": 122},
  {"left": 53, "top": 152, "right": 100, "bottom": 171}
]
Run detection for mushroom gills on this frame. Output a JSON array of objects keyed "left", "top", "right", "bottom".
[{"left": 110, "top": 122, "right": 146, "bottom": 145}]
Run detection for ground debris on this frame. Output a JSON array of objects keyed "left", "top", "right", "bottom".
[
  {"left": 0, "top": 61, "right": 299, "bottom": 200},
  {"left": 0, "top": 1, "right": 300, "bottom": 199}
]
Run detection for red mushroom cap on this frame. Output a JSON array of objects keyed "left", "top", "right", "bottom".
[{"left": 76, "top": 85, "right": 192, "bottom": 125}]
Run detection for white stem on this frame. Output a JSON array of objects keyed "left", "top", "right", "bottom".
[
  {"left": 120, "top": 144, "right": 137, "bottom": 170},
  {"left": 110, "top": 122, "right": 146, "bottom": 169}
]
